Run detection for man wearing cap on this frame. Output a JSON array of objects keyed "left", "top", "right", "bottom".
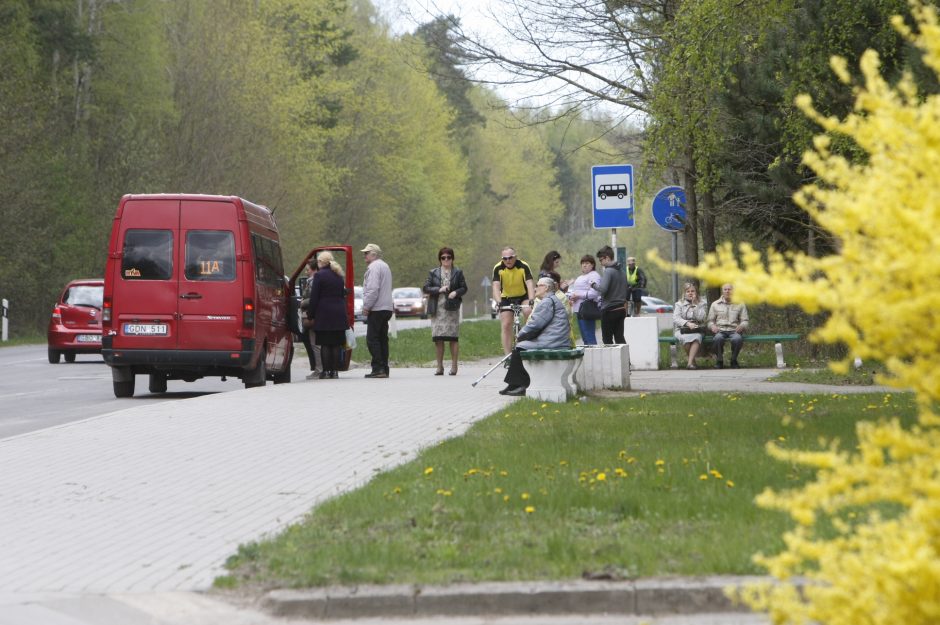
[
  {"left": 500, "top": 277, "right": 571, "bottom": 396},
  {"left": 625, "top": 256, "right": 647, "bottom": 317},
  {"left": 360, "top": 243, "right": 394, "bottom": 378},
  {"left": 492, "top": 246, "right": 535, "bottom": 354}
]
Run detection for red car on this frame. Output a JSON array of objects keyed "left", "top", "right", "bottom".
[{"left": 47, "top": 279, "right": 104, "bottom": 363}]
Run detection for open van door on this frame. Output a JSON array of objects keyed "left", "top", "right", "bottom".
[{"left": 288, "top": 246, "right": 355, "bottom": 366}]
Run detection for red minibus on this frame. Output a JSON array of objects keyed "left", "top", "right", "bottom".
[{"left": 102, "top": 194, "right": 294, "bottom": 397}]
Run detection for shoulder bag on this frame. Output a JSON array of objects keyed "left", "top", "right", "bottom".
[{"left": 578, "top": 299, "right": 602, "bottom": 320}]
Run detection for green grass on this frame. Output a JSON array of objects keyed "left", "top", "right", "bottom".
[
  {"left": 0, "top": 333, "right": 44, "bottom": 348},
  {"left": 218, "top": 391, "right": 916, "bottom": 590},
  {"left": 773, "top": 362, "right": 887, "bottom": 385},
  {"left": 352, "top": 319, "right": 504, "bottom": 366}
]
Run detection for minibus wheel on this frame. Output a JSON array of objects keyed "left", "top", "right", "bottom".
[
  {"left": 112, "top": 367, "right": 135, "bottom": 398},
  {"left": 244, "top": 355, "right": 267, "bottom": 389},
  {"left": 149, "top": 373, "right": 168, "bottom": 394}
]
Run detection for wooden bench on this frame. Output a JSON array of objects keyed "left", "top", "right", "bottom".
[
  {"left": 519, "top": 348, "right": 584, "bottom": 402},
  {"left": 658, "top": 334, "right": 799, "bottom": 369}
]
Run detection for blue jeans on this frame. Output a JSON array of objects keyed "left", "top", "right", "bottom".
[{"left": 577, "top": 316, "right": 598, "bottom": 345}]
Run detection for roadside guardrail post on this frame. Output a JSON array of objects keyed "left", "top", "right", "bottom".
[{"left": 1, "top": 298, "right": 8, "bottom": 342}]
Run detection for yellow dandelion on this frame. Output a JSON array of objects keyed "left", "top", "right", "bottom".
[
  {"left": 500, "top": 470, "right": 509, "bottom": 477},
  {"left": 639, "top": 393, "right": 647, "bottom": 398},
  {"left": 559, "top": 459, "right": 569, "bottom": 466},
  {"left": 424, "top": 467, "right": 434, "bottom": 475},
  {"left": 494, "top": 487, "right": 503, "bottom": 494},
  {"left": 393, "top": 487, "right": 402, "bottom": 494},
  {"left": 726, "top": 480, "right": 735, "bottom": 488},
  {"left": 655, "top": 459, "right": 665, "bottom": 466},
  {"left": 541, "top": 403, "right": 548, "bottom": 408},
  {"left": 521, "top": 492, "right": 530, "bottom": 500},
  {"left": 699, "top": 474, "right": 709, "bottom": 480},
  {"left": 597, "top": 472, "right": 607, "bottom": 481},
  {"left": 503, "top": 495, "right": 510, "bottom": 502},
  {"left": 524, "top": 506, "right": 535, "bottom": 514},
  {"left": 778, "top": 436, "right": 786, "bottom": 441},
  {"left": 615, "top": 468, "right": 627, "bottom": 477},
  {"left": 710, "top": 469, "right": 723, "bottom": 479}
]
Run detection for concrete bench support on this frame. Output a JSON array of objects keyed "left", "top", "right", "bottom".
[
  {"left": 575, "top": 345, "right": 631, "bottom": 391},
  {"left": 623, "top": 317, "right": 659, "bottom": 370},
  {"left": 520, "top": 348, "right": 584, "bottom": 402}
]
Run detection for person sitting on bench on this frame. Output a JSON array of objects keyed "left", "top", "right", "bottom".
[
  {"left": 707, "top": 283, "right": 749, "bottom": 369},
  {"left": 500, "top": 277, "right": 571, "bottom": 396}
]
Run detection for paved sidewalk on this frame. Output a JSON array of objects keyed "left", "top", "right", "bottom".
[{"left": 0, "top": 361, "right": 892, "bottom": 624}]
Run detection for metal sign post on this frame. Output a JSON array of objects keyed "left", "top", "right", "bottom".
[{"left": 1, "top": 298, "right": 8, "bottom": 342}]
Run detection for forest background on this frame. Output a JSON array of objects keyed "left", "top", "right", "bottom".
[{"left": 1, "top": 0, "right": 934, "bottom": 334}]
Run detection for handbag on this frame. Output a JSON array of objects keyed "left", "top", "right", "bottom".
[
  {"left": 578, "top": 299, "right": 602, "bottom": 320},
  {"left": 679, "top": 325, "right": 702, "bottom": 334},
  {"left": 344, "top": 327, "right": 357, "bottom": 349},
  {"left": 443, "top": 297, "right": 460, "bottom": 311}
]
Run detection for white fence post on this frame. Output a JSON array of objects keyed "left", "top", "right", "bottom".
[{"left": 1, "top": 298, "right": 8, "bottom": 342}]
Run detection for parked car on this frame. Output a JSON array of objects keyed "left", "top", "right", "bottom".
[
  {"left": 641, "top": 296, "right": 674, "bottom": 314},
  {"left": 393, "top": 287, "right": 427, "bottom": 318},
  {"left": 47, "top": 279, "right": 104, "bottom": 363},
  {"left": 354, "top": 286, "right": 365, "bottom": 321}
]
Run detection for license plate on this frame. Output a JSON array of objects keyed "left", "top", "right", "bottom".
[
  {"left": 123, "top": 323, "right": 168, "bottom": 336},
  {"left": 76, "top": 334, "right": 101, "bottom": 343}
]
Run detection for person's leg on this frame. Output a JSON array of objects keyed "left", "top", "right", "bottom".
[
  {"left": 377, "top": 310, "right": 391, "bottom": 374},
  {"left": 434, "top": 340, "right": 445, "bottom": 374},
  {"left": 611, "top": 308, "right": 627, "bottom": 344},
  {"left": 320, "top": 343, "right": 335, "bottom": 377},
  {"left": 713, "top": 332, "right": 727, "bottom": 366},
  {"left": 300, "top": 329, "right": 316, "bottom": 371},
  {"left": 366, "top": 313, "right": 383, "bottom": 374},
  {"left": 730, "top": 333, "right": 744, "bottom": 366},
  {"left": 687, "top": 339, "right": 701, "bottom": 367},
  {"left": 577, "top": 317, "right": 596, "bottom": 345},
  {"left": 449, "top": 340, "right": 459, "bottom": 374},
  {"left": 600, "top": 312, "right": 613, "bottom": 345},
  {"left": 501, "top": 348, "right": 529, "bottom": 393},
  {"left": 499, "top": 310, "right": 514, "bottom": 354}
]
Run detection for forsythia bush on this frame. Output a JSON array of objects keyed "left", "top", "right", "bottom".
[{"left": 656, "top": 2, "right": 940, "bottom": 623}]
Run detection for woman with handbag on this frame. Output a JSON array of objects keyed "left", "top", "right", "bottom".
[
  {"left": 566, "top": 254, "right": 603, "bottom": 345},
  {"left": 423, "top": 247, "right": 468, "bottom": 375},
  {"left": 673, "top": 282, "right": 708, "bottom": 369},
  {"left": 307, "top": 251, "right": 348, "bottom": 379}
]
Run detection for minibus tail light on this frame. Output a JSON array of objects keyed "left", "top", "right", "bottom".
[{"left": 243, "top": 299, "right": 255, "bottom": 328}]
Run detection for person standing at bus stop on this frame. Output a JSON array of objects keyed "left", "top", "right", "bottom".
[
  {"left": 492, "top": 247, "right": 535, "bottom": 354},
  {"left": 361, "top": 243, "right": 394, "bottom": 378}
]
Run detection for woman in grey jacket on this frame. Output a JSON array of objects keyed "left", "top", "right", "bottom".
[
  {"left": 499, "top": 277, "right": 571, "bottom": 396},
  {"left": 593, "top": 246, "right": 627, "bottom": 344}
]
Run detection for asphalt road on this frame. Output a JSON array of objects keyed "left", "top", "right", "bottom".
[{"left": 0, "top": 345, "right": 237, "bottom": 439}]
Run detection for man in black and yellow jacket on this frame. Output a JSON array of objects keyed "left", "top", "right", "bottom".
[{"left": 492, "top": 247, "right": 535, "bottom": 354}]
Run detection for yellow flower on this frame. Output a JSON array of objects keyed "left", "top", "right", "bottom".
[
  {"left": 699, "top": 474, "right": 708, "bottom": 481},
  {"left": 726, "top": 481, "right": 735, "bottom": 488},
  {"left": 423, "top": 467, "right": 434, "bottom": 475},
  {"left": 655, "top": 459, "right": 665, "bottom": 466},
  {"left": 521, "top": 492, "right": 530, "bottom": 500},
  {"left": 494, "top": 487, "right": 503, "bottom": 494},
  {"left": 710, "top": 469, "right": 723, "bottom": 479},
  {"left": 597, "top": 472, "right": 607, "bottom": 481},
  {"left": 503, "top": 495, "right": 509, "bottom": 503},
  {"left": 524, "top": 506, "right": 535, "bottom": 514}
]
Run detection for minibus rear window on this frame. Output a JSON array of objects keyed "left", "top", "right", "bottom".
[
  {"left": 185, "top": 231, "right": 236, "bottom": 281},
  {"left": 122, "top": 230, "right": 173, "bottom": 280}
]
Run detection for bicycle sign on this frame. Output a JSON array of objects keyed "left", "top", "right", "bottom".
[
  {"left": 592, "top": 164, "right": 634, "bottom": 229},
  {"left": 651, "top": 186, "right": 686, "bottom": 232}
]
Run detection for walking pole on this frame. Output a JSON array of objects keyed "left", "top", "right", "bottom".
[{"left": 471, "top": 352, "right": 512, "bottom": 387}]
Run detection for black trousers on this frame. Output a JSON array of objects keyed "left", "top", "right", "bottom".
[
  {"left": 503, "top": 348, "right": 530, "bottom": 389},
  {"left": 601, "top": 307, "right": 626, "bottom": 344},
  {"left": 366, "top": 310, "right": 392, "bottom": 373}
]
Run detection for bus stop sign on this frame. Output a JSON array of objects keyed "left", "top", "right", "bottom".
[{"left": 592, "top": 164, "right": 634, "bottom": 228}]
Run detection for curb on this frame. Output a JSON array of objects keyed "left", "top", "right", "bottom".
[{"left": 262, "top": 576, "right": 764, "bottom": 620}]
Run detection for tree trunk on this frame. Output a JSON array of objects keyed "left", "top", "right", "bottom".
[{"left": 699, "top": 188, "right": 720, "bottom": 305}]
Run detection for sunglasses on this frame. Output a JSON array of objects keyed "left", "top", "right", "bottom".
[
  {"left": 502, "top": 255, "right": 515, "bottom": 261},
  {"left": 439, "top": 255, "right": 453, "bottom": 260}
]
